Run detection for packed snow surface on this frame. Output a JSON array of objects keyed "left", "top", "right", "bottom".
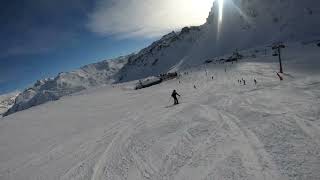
[{"left": 1, "top": 42, "right": 320, "bottom": 180}]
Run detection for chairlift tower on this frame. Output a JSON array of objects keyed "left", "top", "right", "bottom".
[{"left": 272, "top": 43, "right": 286, "bottom": 73}]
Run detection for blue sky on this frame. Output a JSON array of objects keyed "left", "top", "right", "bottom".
[{"left": 0, "top": 0, "right": 213, "bottom": 94}]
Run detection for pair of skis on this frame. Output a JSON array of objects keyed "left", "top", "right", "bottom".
[{"left": 165, "top": 97, "right": 181, "bottom": 108}]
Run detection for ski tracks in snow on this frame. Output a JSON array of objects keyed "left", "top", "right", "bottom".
[
  {"left": 205, "top": 79, "right": 320, "bottom": 180},
  {"left": 87, "top": 73, "right": 320, "bottom": 180},
  {"left": 54, "top": 68, "right": 320, "bottom": 180},
  {"left": 2, "top": 49, "right": 320, "bottom": 180},
  {"left": 87, "top": 100, "right": 285, "bottom": 180}
]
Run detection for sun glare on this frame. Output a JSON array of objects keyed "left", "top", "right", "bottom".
[
  {"left": 218, "top": 0, "right": 224, "bottom": 23},
  {"left": 189, "top": 0, "right": 216, "bottom": 24},
  {"left": 216, "top": 0, "right": 225, "bottom": 40}
]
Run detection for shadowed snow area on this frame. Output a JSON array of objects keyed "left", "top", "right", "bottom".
[{"left": 0, "top": 42, "right": 320, "bottom": 180}]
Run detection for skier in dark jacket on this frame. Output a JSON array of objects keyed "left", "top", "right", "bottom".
[{"left": 171, "top": 90, "right": 181, "bottom": 105}]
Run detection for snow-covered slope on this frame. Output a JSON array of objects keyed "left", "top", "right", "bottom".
[
  {"left": 116, "top": 0, "right": 320, "bottom": 82},
  {"left": 0, "top": 91, "right": 19, "bottom": 116},
  {"left": 1, "top": 42, "right": 320, "bottom": 180},
  {"left": 3, "top": 56, "right": 129, "bottom": 116}
]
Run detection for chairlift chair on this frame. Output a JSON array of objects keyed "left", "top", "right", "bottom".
[{"left": 273, "top": 51, "right": 278, "bottom": 56}]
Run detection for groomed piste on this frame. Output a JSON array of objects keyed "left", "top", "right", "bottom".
[{"left": 1, "top": 42, "right": 320, "bottom": 180}]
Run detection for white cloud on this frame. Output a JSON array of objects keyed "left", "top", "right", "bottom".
[{"left": 87, "top": 0, "right": 215, "bottom": 38}]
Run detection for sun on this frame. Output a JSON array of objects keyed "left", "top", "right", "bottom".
[{"left": 189, "top": 0, "right": 216, "bottom": 23}]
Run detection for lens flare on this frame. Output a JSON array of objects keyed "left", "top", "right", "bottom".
[
  {"left": 217, "top": 0, "right": 224, "bottom": 41},
  {"left": 218, "top": 0, "right": 224, "bottom": 24}
]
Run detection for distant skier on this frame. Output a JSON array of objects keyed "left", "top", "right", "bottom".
[
  {"left": 254, "top": 79, "right": 257, "bottom": 85},
  {"left": 194, "top": 85, "right": 197, "bottom": 89},
  {"left": 171, "top": 90, "right": 181, "bottom": 105}
]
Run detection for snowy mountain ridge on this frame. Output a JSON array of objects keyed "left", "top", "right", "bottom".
[
  {"left": 4, "top": 0, "right": 320, "bottom": 116},
  {"left": 3, "top": 56, "right": 129, "bottom": 116},
  {"left": 116, "top": 26, "right": 202, "bottom": 83},
  {"left": 117, "top": 0, "right": 320, "bottom": 81},
  {"left": 0, "top": 91, "right": 19, "bottom": 116}
]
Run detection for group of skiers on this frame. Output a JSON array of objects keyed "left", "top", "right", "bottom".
[
  {"left": 171, "top": 78, "right": 258, "bottom": 105},
  {"left": 168, "top": 64, "right": 262, "bottom": 106},
  {"left": 238, "top": 79, "right": 246, "bottom": 85},
  {"left": 237, "top": 78, "right": 257, "bottom": 85}
]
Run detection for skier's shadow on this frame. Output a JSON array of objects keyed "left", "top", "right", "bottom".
[{"left": 165, "top": 104, "right": 180, "bottom": 108}]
